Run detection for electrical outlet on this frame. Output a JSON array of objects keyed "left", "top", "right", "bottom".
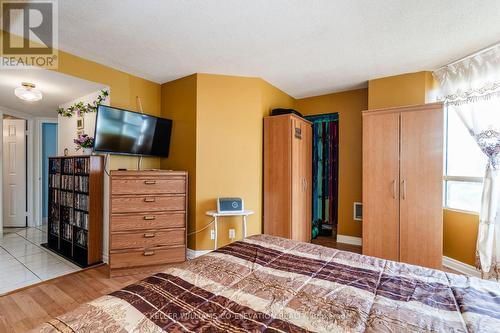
[
  {"left": 210, "top": 229, "right": 215, "bottom": 240},
  {"left": 229, "top": 229, "right": 236, "bottom": 239}
]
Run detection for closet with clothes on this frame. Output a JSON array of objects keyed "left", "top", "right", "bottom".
[{"left": 305, "top": 113, "right": 339, "bottom": 239}]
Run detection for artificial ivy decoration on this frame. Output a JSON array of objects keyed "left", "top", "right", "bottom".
[{"left": 57, "top": 89, "right": 109, "bottom": 117}]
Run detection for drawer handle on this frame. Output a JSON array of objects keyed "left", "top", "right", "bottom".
[
  {"left": 143, "top": 215, "right": 156, "bottom": 220},
  {"left": 144, "top": 180, "right": 156, "bottom": 185},
  {"left": 143, "top": 250, "right": 155, "bottom": 256},
  {"left": 144, "top": 233, "right": 155, "bottom": 238},
  {"left": 144, "top": 197, "right": 156, "bottom": 202}
]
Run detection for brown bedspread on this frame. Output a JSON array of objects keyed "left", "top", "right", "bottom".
[{"left": 36, "top": 234, "right": 500, "bottom": 332}]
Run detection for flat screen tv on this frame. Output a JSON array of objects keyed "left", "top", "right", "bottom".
[{"left": 93, "top": 105, "right": 173, "bottom": 157}]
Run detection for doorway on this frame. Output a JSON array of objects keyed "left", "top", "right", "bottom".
[
  {"left": 41, "top": 122, "right": 58, "bottom": 228},
  {"left": 2, "top": 115, "right": 27, "bottom": 228},
  {"left": 305, "top": 113, "right": 339, "bottom": 239}
]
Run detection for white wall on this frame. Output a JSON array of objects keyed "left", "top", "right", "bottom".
[{"left": 58, "top": 89, "right": 109, "bottom": 155}]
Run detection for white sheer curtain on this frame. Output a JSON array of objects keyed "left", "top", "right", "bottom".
[{"left": 434, "top": 45, "right": 500, "bottom": 280}]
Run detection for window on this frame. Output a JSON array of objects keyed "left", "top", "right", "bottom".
[{"left": 444, "top": 108, "right": 487, "bottom": 213}]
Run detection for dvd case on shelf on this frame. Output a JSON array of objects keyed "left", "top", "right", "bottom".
[
  {"left": 62, "top": 158, "right": 74, "bottom": 174},
  {"left": 76, "top": 230, "right": 88, "bottom": 248},
  {"left": 61, "top": 175, "right": 73, "bottom": 190},
  {"left": 60, "top": 191, "right": 74, "bottom": 207},
  {"left": 75, "top": 157, "right": 90, "bottom": 174},
  {"left": 74, "top": 211, "right": 89, "bottom": 230},
  {"left": 49, "top": 159, "right": 61, "bottom": 174},
  {"left": 49, "top": 174, "right": 60, "bottom": 188},
  {"left": 75, "top": 193, "right": 89, "bottom": 211},
  {"left": 62, "top": 223, "right": 73, "bottom": 241},
  {"left": 75, "top": 175, "right": 89, "bottom": 192}
]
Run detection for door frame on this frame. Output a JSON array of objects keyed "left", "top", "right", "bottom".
[
  {"left": 35, "top": 118, "right": 58, "bottom": 227},
  {"left": 0, "top": 106, "right": 37, "bottom": 231}
]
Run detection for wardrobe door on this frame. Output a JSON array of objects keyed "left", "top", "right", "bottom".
[
  {"left": 264, "top": 116, "right": 292, "bottom": 238},
  {"left": 362, "top": 112, "right": 400, "bottom": 261},
  {"left": 303, "top": 120, "right": 312, "bottom": 242},
  {"left": 399, "top": 106, "right": 443, "bottom": 269},
  {"left": 291, "top": 117, "right": 312, "bottom": 242}
]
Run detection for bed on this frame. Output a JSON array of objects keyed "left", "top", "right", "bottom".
[{"left": 36, "top": 234, "right": 500, "bottom": 332}]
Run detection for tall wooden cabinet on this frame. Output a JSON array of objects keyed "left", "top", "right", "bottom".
[
  {"left": 362, "top": 103, "right": 443, "bottom": 269},
  {"left": 264, "top": 114, "right": 312, "bottom": 243}
]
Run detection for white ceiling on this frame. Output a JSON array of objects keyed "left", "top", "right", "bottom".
[
  {"left": 0, "top": 68, "right": 106, "bottom": 117},
  {"left": 8, "top": 1, "right": 500, "bottom": 98}
]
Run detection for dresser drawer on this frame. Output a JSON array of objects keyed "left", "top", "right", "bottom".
[
  {"left": 111, "top": 195, "right": 185, "bottom": 213},
  {"left": 111, "top": 228, "right": 185, "bottom": 250},
  {"left": 112, "top": 177, "right": 186, "bottom": 195},
  {"left": 110, "top": 246, "right": 185, "bottom": 269},
  {"left": 111, "top": 212, "right": 185, "bottom": 232}
]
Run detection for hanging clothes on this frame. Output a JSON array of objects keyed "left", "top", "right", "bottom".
[{"left": 305, "top": 113, "right": 339, "bottom": 238}]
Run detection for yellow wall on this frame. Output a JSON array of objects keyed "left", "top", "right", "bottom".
[
  {"left": 295, "top": 89, "right": 368, "bottom": 238},
  {"left": 368, "top": 71, "right": 432, "bottom": 110},
  {"left": 162, "top": 74, "right": 294, "bottom": 250},
  {"left": 443, "top": 209, "right": 479, "bottom": 266},
  {"left": 195, "top": 74, "right": 263, "bottom": 249},
  {"left": 160, "top": 75, "right": 198, "bottom": 248}
]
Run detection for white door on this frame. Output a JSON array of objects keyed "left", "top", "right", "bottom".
[{"left": 3, "top": 119, "right": 26, "bottom": 227}]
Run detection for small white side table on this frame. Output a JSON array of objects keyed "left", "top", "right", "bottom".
[{"left": 206, "top": 210, "right": 254, "bottom": 250}]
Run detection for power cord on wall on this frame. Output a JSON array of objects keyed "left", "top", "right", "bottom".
[
  {"left": 187, "top": 218, "right": 215, "bottom": 236},
  {"left": 103, "top": 153, "right": 110, "bottom": 176}
]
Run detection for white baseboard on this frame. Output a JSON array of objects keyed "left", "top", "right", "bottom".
[
  {"left": 187, "top": 248, "right": 212, "bottom": 260},
  {"left": 442, "top": 256, "right": 480, "bottom": 278},
  {"left": 336, "top": 234, "right": 362, "bottom": 246}
]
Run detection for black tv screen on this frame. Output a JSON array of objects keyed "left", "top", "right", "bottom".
[{"left": 94, "top": 105, "right": 172, "bottom": 157}]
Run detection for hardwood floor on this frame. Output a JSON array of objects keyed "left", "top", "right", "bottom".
[
  {"left": 312, "top": 236, "right": 362, "bottom": 254},
  {"left": 0, "top": 264, "right": 147, "bottom": 333}
]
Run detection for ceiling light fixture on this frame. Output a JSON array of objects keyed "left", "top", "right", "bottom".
[{"left": 14, "top": 82, "right": 43, "bottom": 102}]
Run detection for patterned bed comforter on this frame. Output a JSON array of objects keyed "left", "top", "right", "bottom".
[{"left": 36, "top": 234, "right": 500, "bottom": 332}]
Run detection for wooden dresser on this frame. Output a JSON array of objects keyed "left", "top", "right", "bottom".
[{"left": 109, "top": 170, "right": 187, "bottom": 277}]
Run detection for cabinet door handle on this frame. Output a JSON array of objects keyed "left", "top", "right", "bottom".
[
  {"left": 401, "top": 180, "right": 407, "bottom": 200},
  {"left": 143, "top": 250, "right": 155, "bottom": 256},
  {"left": 392, "top": 179, "right": 397, "bottom": 199},
  {"left": 144, "top": 233, "right": 155, "bottom": 238},
  {"left": 143, "top": 215, "right": 156, "bottom": 220},
  {"left": 144, "top": 197, "right": 156, "bottom": 202},
  {"left": 144, "top": 180, "right": 156, "bottom": 185}
]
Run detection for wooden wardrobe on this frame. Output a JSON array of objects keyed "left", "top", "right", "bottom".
[
  {"left": 362, "top": 103, "right": 443, "bottom": 269},
  {"left": 264, "top": 114, "right": 312, "bottom": 243}
]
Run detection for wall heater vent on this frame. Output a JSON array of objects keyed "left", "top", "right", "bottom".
[{"left": 353, "top": 202, "right": 362, "bottom": 221}]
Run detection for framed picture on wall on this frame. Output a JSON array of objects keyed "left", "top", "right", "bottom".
[
  {"left": 76, "top": 117, "right": 84, "bottom": 129},
  {"left": 76, "top": 129, "right": 84, "bottom": 136}
]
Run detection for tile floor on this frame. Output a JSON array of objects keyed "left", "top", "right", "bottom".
[{"left": 0, "top": 226, "right": 81, "bottom": 295}]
